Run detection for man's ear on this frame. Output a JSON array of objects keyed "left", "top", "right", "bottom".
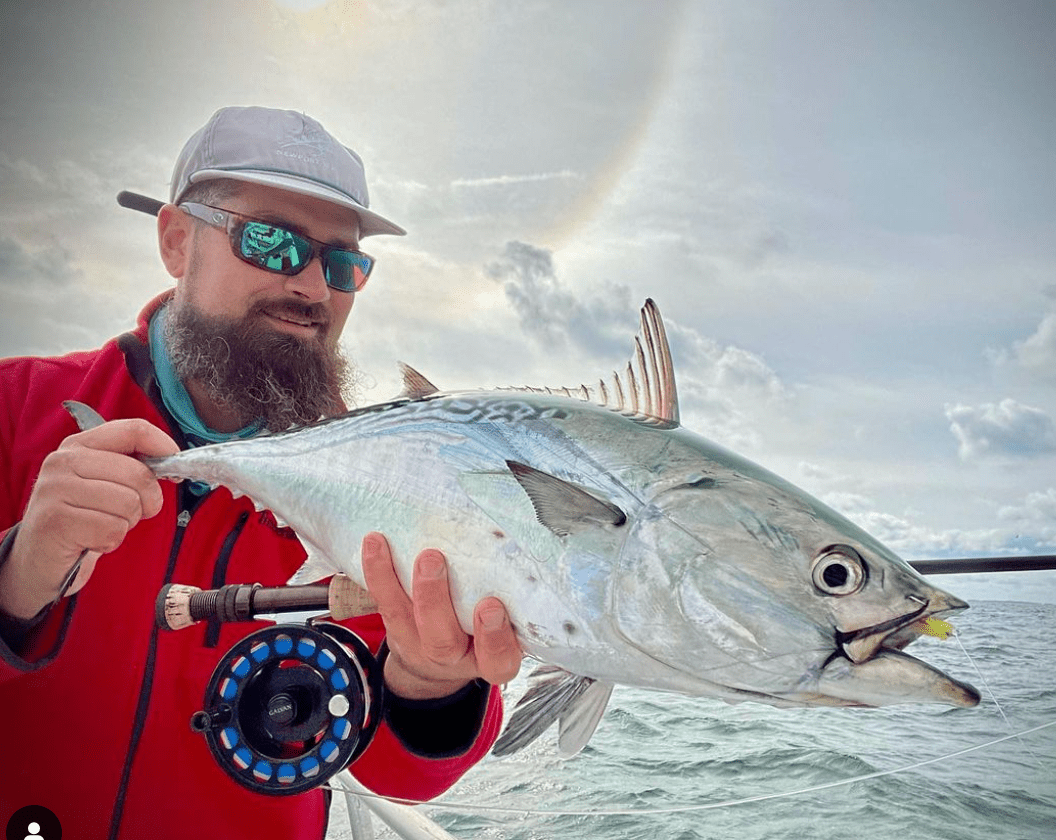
[{"left": 158, "top": 204, "right": 192, "bottom": 279}]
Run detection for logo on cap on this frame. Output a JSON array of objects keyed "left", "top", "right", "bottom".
[{"left": 277, "top": 117, "right": 331, "bottom": 163}]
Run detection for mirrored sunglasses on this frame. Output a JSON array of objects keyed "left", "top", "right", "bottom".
[{"left": 179, "top": 202, "right": 375, "bottom": 293}]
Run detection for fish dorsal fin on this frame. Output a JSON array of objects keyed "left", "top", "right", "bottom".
[
  {"left": 397, "top": 362, "right": 441, "bottom": 399},
  {"left": 505, "top": 299, "right": 680, "bottom": 427},
  {"left": 507, "top": 461, "right": 626, "bottom": 537}
]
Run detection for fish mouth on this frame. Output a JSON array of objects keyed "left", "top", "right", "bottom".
[
  {"left": 819, "top": 592, "right": 981, "bottom": 709},
  {"left": 835, "top": 589, "right": 969, "bottom": 665},
  {"left": 835, "top": 599, "right": 930, "bottom": 665}
]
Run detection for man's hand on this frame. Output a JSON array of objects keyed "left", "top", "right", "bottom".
[
  {"left": 361, "top": 532, "right": 524, "bottom": 700},
  {"left": 0, "top": 419, "right": 179, "bottom": 620}
]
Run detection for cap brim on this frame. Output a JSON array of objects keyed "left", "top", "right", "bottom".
[
  {"left": 186, "top": 169, "right": 406, "bottom": 238},
  {"left": 117, "top": 191, "right": 165, "bottom": 216}
]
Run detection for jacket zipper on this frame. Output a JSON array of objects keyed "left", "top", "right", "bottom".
[
  {"left": 203, "top": 510, "right": 250, "bottom": 648},
  {"left": 108, "top": 501, "right": 191, "bottom": 840}
]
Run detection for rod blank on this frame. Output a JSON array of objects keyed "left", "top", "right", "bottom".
[{"left": 909, "top": 555, "right": 1056, "bottom": 575}]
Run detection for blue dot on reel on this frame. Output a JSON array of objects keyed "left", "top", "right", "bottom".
[
  {"left": 317, "top": 648, "right": 337, "bottom": 669},
  {"left": 277, "top": 764, "right": 297, "bottom": 784},
  {"left": 332, "top": 718, "right": 352, "bottom": 741},
  {"left": 253, "top": 760, "right": 274, "bottom": 782},
  {"left": 250, "top": 642, "right": 271, "bottom": 662},
  {"left": 231, "top": 655, "right": 251, "bottom": 678},
  {"left": 220, "top": 677, "right": 238, "bottom": 700},
  {"left": 320, "top": 740, "right": 340, "bottom": 763}
]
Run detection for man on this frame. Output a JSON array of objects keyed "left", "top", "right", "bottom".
[{"left": 0, "top": 106, "right": 522, "bottom": 838}]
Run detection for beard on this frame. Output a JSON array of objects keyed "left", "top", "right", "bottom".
[{"left": 164, "top": 298, "right": 358, "bottom": 432}]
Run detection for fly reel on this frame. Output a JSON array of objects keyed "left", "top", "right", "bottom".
[{"left": 190, "top": 622, "right": 384, "bottom": 795}]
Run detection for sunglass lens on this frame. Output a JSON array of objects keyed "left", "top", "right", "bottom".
[
  {"left": 325, "top": 250, "right": 374, "bottom": 292},
  {"left": 240, "top": 222, "right": 311, "bottom": 274}
]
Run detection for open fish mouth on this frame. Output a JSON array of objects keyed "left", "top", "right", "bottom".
[
  {"left": 837, "top": 598, "right": 934, "bottom": 665},
  {"left": 836, "top": 591, "right": 969, "bottom": 665},
  {"left": 817, "top": 593, "right": 982, "bottom": 709}
]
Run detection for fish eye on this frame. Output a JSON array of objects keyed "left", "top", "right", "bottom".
[{"left": 811, "top": 545, "right": 867, "bottom": 596}]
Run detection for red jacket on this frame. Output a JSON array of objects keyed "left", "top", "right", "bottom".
[{"left": 0, "top": 293, "right": 502, "bottom": 839}]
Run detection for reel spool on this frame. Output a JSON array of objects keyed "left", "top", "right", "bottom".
[{"left": 191, "top": 622, "right": 384, "bottom": 795}]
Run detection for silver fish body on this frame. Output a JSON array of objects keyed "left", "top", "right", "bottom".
[{"left": 93, "top": 301, "right": 980, "bottom": 753}]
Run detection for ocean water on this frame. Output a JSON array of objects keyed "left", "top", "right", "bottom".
[{"left": 329, "top": 601, "right": 1056, "bottom": 840}]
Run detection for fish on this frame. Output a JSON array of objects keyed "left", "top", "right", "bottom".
[{"left": 65, "top": 299, "right": 980, "bottom": 757}]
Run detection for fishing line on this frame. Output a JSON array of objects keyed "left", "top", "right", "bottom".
[
  {"left": 952, "top": 631, "right": 1044, "bottom": 769},
  {"left": 329, "top": 719, "right": 1056, "bottom": 817}
]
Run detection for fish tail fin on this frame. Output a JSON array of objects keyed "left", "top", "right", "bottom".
[
  {"left": 63, "top": 399, "right": 173, "bottom": 477},
  {"left": 492, "top": 665, "right": 613, "bottom": 757},
  {"left": 63, "top": 400, "right": 106, "bottom": 431}
]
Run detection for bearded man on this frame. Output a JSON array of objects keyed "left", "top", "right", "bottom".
[{"left": 0, "top": 106, "right": 522, "bottom": 839}]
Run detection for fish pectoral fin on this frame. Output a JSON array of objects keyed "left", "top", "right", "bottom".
[
  {"left": 506, "top": 461, "right": 627, "bottom": 538},
  {"left": 492, "top": 665, "right": 612, "bottom": 757}
]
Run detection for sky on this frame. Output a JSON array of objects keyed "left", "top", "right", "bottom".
[{"left": 1, "top": 0, "right": 1054, "bottom": 604}]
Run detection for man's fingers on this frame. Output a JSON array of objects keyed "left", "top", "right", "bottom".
[
  {"left": 362, "top": 532, "right": 522, "bottom": 696},
  {"left": 360, "top": 532, "right": 415, "bottom": 637},
  {"left": 472, "top": 597, "right": 524, "bottom": 685},
  {"left": 43, "top": 447, "right": 165, "bottom": 524},
  {"left": 64, "top": 416, "right": 180, "bottom": 459},
  {"left": 56, "top": 417, "right": 177, "bottom": 520},
  {"left": 411, "top": 550, "right": 470, "bottom": 665},
  {"left": 60, "top": 499, "right": 145, "bottom": 554}
]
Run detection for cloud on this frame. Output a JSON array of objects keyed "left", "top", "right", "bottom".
[
  {"left": 0, "top": 152, "right": 114, "bottom": 212},
  {"left": 817, "top": 488, "right": 1035, "bottom": 560},
  {"left": 945, "top": 399, "right": 1056, "bottom": 460},
  {"left": 0, "top": 235, "right": 80, "bottom": 288},
  {"left": 798, "top": 461, "right": 843, "bottom": 483},
  {"left": 450, "top": 170, "right": 583, "bottom": 189},
  {"left": 998, "top": 488, "right": 1056, "bottom": 544},
  {"left": 1010, "top": 312, "right": 1056, "bottom": 378},
  {"left": 666, "top": 324, "right": 786, "bottom": 403},
  {"left": 484, "top": 240, "right": 635, "bottom": 358},
  {"left": 988, "top": 305, "right": 1056, "bottom": 382}
]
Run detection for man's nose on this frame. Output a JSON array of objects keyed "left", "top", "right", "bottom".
[{"left": 283, "top": 256, "right": 331, "bottom": 303}]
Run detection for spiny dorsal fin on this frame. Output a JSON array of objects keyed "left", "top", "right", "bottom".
[
  {"left": 503, "top": 299, "right": 680, "bottom": 427},
  {"left": 397, "top": 362, "right": 441, "bottom": 399}
]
